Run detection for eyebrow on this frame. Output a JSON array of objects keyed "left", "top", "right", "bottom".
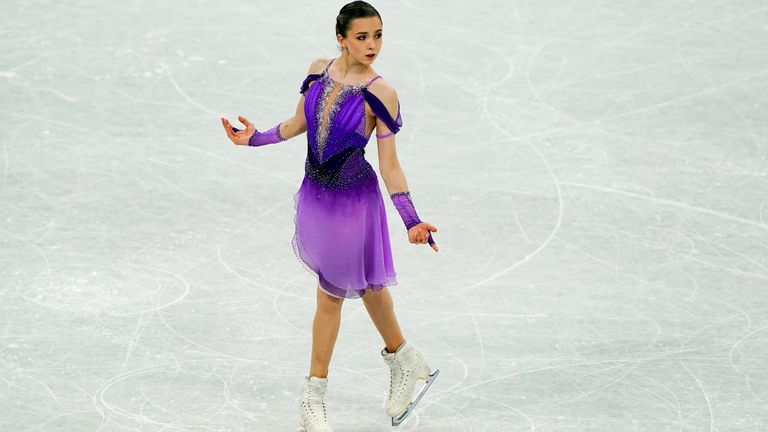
[{"left": 355, "top": 29, "right": 383, "bottom": 35}]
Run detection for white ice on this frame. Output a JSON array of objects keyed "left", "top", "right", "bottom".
[{"left": 1, "top": 0, "right": 767, "bottom": 431}]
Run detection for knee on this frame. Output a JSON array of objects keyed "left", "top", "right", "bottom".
[
  {"left": 317, "top": 285, "right": 344, "bottom": 313},
  {"left": 362, "top": 287, "right": 392, "bottom": 308}
]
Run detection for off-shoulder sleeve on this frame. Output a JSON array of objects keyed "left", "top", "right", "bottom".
[
  {"left": 300, "top": 73, "right": 322, "bottom": 94},
  {"left": 362, "top": 88, "right": 403, "bottom": 136}
]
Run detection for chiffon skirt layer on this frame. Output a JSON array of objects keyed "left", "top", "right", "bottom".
[{"left": 291, "top": 172, "right": 398, "bottom": 299}]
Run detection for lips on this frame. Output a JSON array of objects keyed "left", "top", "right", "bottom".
[{"left": 366, "top": 53, "right": 376, "bottom": 58}]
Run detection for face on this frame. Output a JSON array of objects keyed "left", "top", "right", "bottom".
[{"left": 338, "top": 16, "right": 383, "bottom": 63}]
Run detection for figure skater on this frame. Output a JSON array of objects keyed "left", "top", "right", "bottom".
[{"left": 220, "top": 2, "right": 439, "bottom": 429}]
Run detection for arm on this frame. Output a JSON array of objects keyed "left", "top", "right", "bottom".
[
  {"left": 221, "top": 58, "right": 327, "bottom": 145},
  {"left": 373, "top": 85, "right": 438, "bottom": 251},
  {"left": 280, "top": 57, "right": 329, "bottom": 139},
  {"left": 373, "top": 84, "right": 405, "bottom": 192}
]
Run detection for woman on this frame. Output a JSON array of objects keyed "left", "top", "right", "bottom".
[{"left": 220, "top": 2, "right": 439, "bottom": 430}]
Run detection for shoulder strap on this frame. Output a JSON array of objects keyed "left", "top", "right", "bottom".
[
  {"left": 299, "top": 58, "right": 336, "bottom": 94},
  {"left": 361, "top": 88, "right": 402, "bottom": 135},
  {"left": 364, "top": 75, "right": 382, "bottom": 87},
  {"left": 324, "top": 57, "right": 335, "bottom": 73}
]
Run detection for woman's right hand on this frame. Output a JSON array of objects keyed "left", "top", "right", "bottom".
[{"left": 221, "top": 115, "right": 256, "bottom": 145}]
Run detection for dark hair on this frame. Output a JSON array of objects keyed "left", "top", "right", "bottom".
[{"left": 336, "top": 1, "right": 382, "bottom": 42}]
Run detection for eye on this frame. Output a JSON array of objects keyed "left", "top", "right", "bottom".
[{"left": 357, "top": 36, "right": 365, "bottom": 40}]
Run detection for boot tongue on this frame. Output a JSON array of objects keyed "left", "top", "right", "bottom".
[{"left": 307, "top": 377, "right": 327, "bottom": 391}]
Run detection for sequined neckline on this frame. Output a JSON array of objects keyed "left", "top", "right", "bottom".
[{"left": 324, "top": 70, "right": 370, "bottom": 89}]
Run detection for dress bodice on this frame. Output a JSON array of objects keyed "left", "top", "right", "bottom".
[{"left": 299, "top": 58, "right": 403, "bottom": 191}]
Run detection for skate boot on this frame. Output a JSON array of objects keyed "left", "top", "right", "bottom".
[
  {"left": 380, "top": 340, "right": 440, "bottom": 426},
  {"left": 297, "top": 375, "right": 333, "bottom": 432}
]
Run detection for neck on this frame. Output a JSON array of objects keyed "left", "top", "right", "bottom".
[{"left": 336, "top": 52, "right": 372, "bottom": 78}]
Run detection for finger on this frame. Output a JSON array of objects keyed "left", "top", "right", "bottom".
[
  {"left": 225, "top": 119, "right": 243, "bottom": 133},
  {"left": 431, "top": 242, "right": 439, "bottom": 252},
  {"left": 223, "top": 122, "right": 235, "bottom": 139},
  {"left": 239, "top": 116, "right": 253, "bottom": 128}
]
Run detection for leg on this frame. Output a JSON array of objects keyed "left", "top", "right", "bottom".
[
  {"left": 361, "top": 286, "right": 405, "bottom": 353},
  {"left": 309, "top": 284, "right": 344, "bottom": 378},
  {"left": 364, "top": 287, "right": 438, "bottom": 425}
]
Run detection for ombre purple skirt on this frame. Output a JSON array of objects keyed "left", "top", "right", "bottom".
[{"left": 292, "top": 169, "right": 397, "bottom": 299}]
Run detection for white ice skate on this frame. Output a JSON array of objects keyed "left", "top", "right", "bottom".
[
  {"left": 380, "top": 340, "right": 440, "bottom": 426},
  {"left": 297, "top": 376, "right": 333, "bottom": 432}
]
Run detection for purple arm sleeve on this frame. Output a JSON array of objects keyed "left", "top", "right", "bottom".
[
  {"left": 390, "top": 191, "right": 435, "bottom": 245},
  {"left": 230, "top": 121, "right": 286, "bottom": 147}
]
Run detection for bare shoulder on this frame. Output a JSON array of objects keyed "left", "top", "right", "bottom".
[
  {"left": 366, "top": 77, "right": 399, "bottom": 117},
  {"left": 306, "top": 57, "right": 332, "bottom": 75},
  {"left": 367, "top": 77, "right": 398, "bottom": 100}
]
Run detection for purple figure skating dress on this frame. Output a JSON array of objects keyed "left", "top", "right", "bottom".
[{"left": 292, "top": 57, "right": 404, "bottom": 299}]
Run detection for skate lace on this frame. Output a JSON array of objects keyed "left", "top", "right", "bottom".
[
  {"left": 302, "top": 393, "right": 329, "bottom": 427},
  {"left": 389, "top": 359, "right": 405, "bottom": 400}
]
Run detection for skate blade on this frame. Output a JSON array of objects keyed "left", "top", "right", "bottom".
[{"left": 391, "top": 368, "right": 440, "bottom": 426}]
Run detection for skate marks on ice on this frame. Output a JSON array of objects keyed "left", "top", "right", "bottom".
[{"left": 3, "top": 0, "right": 768, "bottom": 431}]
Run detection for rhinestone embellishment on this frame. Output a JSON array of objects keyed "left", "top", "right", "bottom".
[{"left": 315, "top": 74, "right": 367, "bottom": 161}]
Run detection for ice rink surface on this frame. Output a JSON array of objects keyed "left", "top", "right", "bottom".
[{"left": 2, "top": 0, "right": 767, "bottom": 430}]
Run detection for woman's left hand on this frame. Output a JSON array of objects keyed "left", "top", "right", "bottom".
[{"left": 408, "top": 222, "right": 438, "bottom": 252}]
